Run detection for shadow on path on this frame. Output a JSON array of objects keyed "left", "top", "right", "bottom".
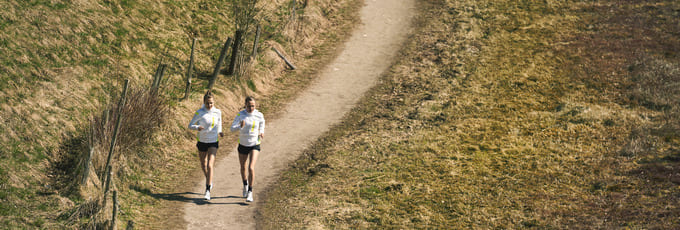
[{"left": 131, "top": 185, "right": 249, "bottom": 206}]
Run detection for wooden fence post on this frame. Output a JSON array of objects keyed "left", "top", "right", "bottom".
[
  {"left": 152, "top": 64, "right": 162, "bottom": 89},
  {"left": 103, "top": 165, "right": 112, "bottom": 206},
  {"left": 81, "top": 121, "right": 95, "bottom": 186},
  {"left": 152, "top": 47, "right": 169, "bottom": 92},
  {"left": 151, "top": 64, "right": 166, "bottom": 94},
  {"left": 290, "top": 0, "right": 297, "bottom": 21},
  {"left": 251, "top": 24, "right": 261, "bottom": 59},
  {"left": 103, "top": 79, "right": 129, "bottom": 190},
  {"left": 182, "top": 38, "right": 197, "bottom": 101},
  {"left": 104, "top": 109, "right": 110, "bottom": 126},
  {"left": 272, "top": 47, "right": 296, "bottom": 70},
  {"left": 228, "top": 30, "right": 243, "bottom": 76},
  {"left": 111, "top": 190, "right": 118, "bottom": 230},
  {"left": 208, "top": 37, "right": 233, "bottom": 90}
]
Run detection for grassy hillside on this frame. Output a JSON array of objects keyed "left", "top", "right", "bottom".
[
  {"left": 0, "top": 0, "right": 361, "bottom": 228},
  {"left": 261, "top": 0, "right": 679, "bottom": 228}
]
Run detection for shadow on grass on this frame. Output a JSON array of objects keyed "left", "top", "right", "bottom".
[
  {"left": 50, "top": 132, "right": 88, "bottom": 196},
  {"left": 130, "top": 185, "right": 250, "bottom": 206}
]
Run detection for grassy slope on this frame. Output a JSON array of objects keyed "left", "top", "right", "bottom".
[
  {"left": 261, "top": 0, "right": 679, "bottom": 228},
  {"left": 1, "top": 1, "right": 218, "bottom": 228},
  {"left": 0, "top": 0, "right": 362, "bottom": 228}
]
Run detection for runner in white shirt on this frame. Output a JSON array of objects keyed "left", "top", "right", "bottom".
[
  {"left": 188, "top": 90, "right": 223, "bottom": 201},
  {"left": 230, "top": 96, "right": 265, "bottom": 202}
]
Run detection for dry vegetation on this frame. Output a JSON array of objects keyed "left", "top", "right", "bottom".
[
  {"left": 261, "top": 0, "right": 679, "bottom": 228},
  {"left": 0, "top": 0, "right": 361, "bottom": 228}
]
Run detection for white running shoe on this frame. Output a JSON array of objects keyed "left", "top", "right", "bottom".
[
  {"left": 246, "top": 191, "right": 253, "bottom": 202},
  {"left": 204, "top": 190, "right": 211, "bottom": 201},
  {"left": 243, "top": 185, "right": 249, "bottom": 198}
]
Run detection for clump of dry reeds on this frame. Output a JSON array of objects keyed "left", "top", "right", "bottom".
[
  {"left": 92, "top": 86, "right": 170, "bottom": 167},
  {"left": 57, "top": 85, "right": 171, "bottom": 228}
]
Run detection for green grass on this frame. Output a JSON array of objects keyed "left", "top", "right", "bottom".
[
  {"left": 0, "top": 0, "right": 365, "bottom": 228},
  {"left": 246, "top": 79, "right": 257, "bottom": 91},
  {"left": 261, "top": 0, "right": 680, "bottom": 228}
]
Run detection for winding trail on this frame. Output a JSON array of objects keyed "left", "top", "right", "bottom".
[{"left": 182, "top": 0, "right": 415, "bottom": 228}]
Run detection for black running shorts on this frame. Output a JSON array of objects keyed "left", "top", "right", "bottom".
[
  {"left": 196, "top": 142, "right": 219, "bottom": 152},
  {"left": 237, "top": 144, "right": 261, "bottom": 155}
]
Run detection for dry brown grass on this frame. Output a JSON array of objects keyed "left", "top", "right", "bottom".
[
  {"left": 260, "top": 0, "right": 679, "bottom": 228},
  {"left": 0, "top": 0, "right": 236, "bottom": 226},
  {"left": 0, "top": 0, "right": 362, "bottom": 228}
]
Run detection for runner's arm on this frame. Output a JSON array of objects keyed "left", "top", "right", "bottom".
[
  {"left": 230, "top": 114, "right": 242, "bottom": 132},
  {"left": 259, "top": 117, "right": 265, "bottom": 135},
  {"left": 217, "top": 110, "right": 223, "bottom": 134},
  {"left": 188, "top": 111, "right": 202, "bottom": 130}
]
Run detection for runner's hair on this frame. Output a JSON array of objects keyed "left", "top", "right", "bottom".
[
  {"left": 204, "top": 90, "right": 214, "bottom": 102},
  {"left": 245, "top": 96, "right": 255, "bottom": 104}
]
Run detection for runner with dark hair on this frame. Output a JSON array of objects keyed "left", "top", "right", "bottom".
[{"left": 230, "top": 96, "right": 265, "bottom": 202}]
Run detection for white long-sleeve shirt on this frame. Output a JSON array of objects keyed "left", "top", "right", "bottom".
[
  {"left": 230, "top": 109, "right": 265, "bottom": 147},
  {"left": 188, "top": 106, "right": 222, "bottom": 143}
]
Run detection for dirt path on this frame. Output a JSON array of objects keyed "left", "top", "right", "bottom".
[{"left": 182, "top": 0, "right": 415, "bottom": 228}]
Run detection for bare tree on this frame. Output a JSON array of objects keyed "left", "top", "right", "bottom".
[
  {"left": 229, "top": 0, "right": 261, "bottom": 33},
  {"left": 228, "top": 0, "right": 262, "bottom": 76}
]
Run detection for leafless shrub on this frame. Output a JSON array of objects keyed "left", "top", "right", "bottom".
[
  {"left": 55, "top": 86, "right": 172, "bottom": 228},
  {"left": 91, "top": 86, "right": 170, "bottom": 179},
  {"left": 65, "top": 198, "right": 101, "bottom": 225}
]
